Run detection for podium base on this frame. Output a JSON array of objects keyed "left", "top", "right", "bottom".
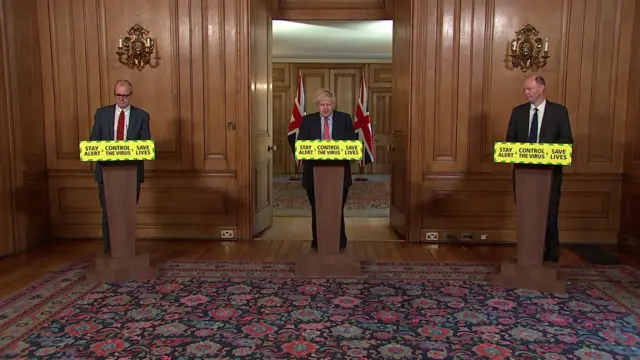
[
  {"left": 86, "top": 252, "right": 159, "bottom": 283},
  {"left": 295, "top": 252, "right": 361, "bottom": 277},
  {"left": 489, "top": 258, "right": 567, "bottom": 294}
]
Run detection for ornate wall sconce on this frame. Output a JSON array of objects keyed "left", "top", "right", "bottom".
[
  {"left": 509, "top": 24, "right": 549, "bottom": 72},
  {"left": 116, "top": 24, "right": 158, "bottom": 71}
]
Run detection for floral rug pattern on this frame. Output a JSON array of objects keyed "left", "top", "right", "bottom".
[
  {"left": 1, "top": 261, "right": 639, "bottom": 359},
  {"left": 273, "top": 177, "right": 390, "bottom": 217}
]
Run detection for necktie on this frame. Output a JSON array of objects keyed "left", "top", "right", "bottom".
[
  {"left": 323, "top": 117, "right": 331, "bottom": 140},
  {"left": 116, "top": 110, "right": 125, "bottom": 140},
  {"left": 528, "top": 108, "right": 538, "bottom": 143}
]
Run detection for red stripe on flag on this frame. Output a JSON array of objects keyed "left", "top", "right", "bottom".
[
  {"left": 353, "top": 76, "right": 374, "bottom": 166},
  {"left": 288, "top": 74, "right": 305, "bottom": 168}
]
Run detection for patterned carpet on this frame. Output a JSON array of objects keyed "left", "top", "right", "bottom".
[
  {"left": 1, "top": 261, "right": 639, "bottom": 359},
  {"left": 273, "top": 175, "right": 390, "bottom": 217}
]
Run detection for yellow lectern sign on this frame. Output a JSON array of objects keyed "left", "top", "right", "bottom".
[
  {"left": 79, "top": 140, "right": 156, "bottom": 162},
  {"left": 295, "top": 140, "right": 363, "bottom": 161},
  {"left": 494, "top": 142, "right": 572, "bottom": 166}
]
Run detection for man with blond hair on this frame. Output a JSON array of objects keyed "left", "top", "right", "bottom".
[
  {"left": 297, "top": 88, "right": 358, "bottom": 250},
  {"left": 506, "top": 75, "right": 573, "bottom": 262}
]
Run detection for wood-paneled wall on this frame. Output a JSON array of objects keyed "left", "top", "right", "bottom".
[
  {"left": 272, "top": 62, "right": 392, "bottom": 175},
  {"left": 38, "top": 0, "right": 257, "bottom": 240},
  {"left": 410, "top": 0, "right": 635, "bottom": 244},
  {"left": 0, "top": 2, "right": 13, "bottom": 257},
  {"left": 621, "top": 2, "right": 640, "bottom": 247},
  {"left": 0, "top": 0, "right": 49, "bottom": 257}
]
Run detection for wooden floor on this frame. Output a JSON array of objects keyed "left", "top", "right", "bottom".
[
  {"left": 257, "top": 216, "right": 401, "bottom": 241},
  {"left": 1, "top": 238, "right": 638, "bottom": 299}
]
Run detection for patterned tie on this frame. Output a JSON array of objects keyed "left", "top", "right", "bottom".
[
  {"left": 116, "top": 109, "right": 125, "bottom": 140},
  {"left": 323, "top": 117, "right": 331, "bottom": 140},
  {"left": 528, "top": 108, "right": 538, "bottom": 143}
]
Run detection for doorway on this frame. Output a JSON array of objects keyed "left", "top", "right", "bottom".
[
  {"left": 249, "top": 0, "right": 411, "bottom": 243},
  {"left": 255, "top": 19, "right": 399, "bottom": 242}
]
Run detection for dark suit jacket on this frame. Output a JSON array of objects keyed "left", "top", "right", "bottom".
[
  {"left": 506, "top": 100, "right": 574, "bottom": 174},
  {"left": 89, "top": 104, "right": 151, "bottom": 184},
  {"left": 296, "top": 110, "right": 358, "bottom": 189}
]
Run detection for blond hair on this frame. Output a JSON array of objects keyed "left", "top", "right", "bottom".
[{"left": 315, "top": 88, "right": 336, "bottom": 105}]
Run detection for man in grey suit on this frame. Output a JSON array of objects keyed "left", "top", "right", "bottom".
[{"left": 89, "top": 79, "right": 151, "bottom": 253}]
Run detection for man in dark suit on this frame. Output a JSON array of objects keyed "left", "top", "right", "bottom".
[
  {"left": 506, "top": 75, "right": 573, "bottom": 262},
  {"left": 297, "top": 88, "right": 358, "bottom": 249},
  {"left": 89, "top": 79, "right": 151, "bottom": 253}
]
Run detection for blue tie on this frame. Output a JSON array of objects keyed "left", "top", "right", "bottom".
[{"left": 528, "top": 108, "right": 539, "bottom": 143}]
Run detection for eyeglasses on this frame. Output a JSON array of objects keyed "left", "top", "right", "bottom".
[{"left": 114, "top": 93, "right": 131, "bottom": 98}]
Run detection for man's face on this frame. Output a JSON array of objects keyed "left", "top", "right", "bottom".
[
  {"left": 523, "top": 78, "right": 543, "bottom": 103},
  {"left": 114, "top": 84, "right": 132, "bottom": 109},
  {"left": 317, "top": 98, "right": 333, "bottom": 118}
]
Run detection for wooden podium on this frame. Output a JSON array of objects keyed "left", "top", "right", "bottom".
[
  {"left": 294, "top": 140, "right": 362, "bottom": 277},
  {"left": 79, "top": 140, "right": 158, "bottom": 283},
  {"left": 490, "top": 142, "right": 573, "bottom": 294}
]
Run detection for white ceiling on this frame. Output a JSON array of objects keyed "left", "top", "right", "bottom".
[{"left": 272, "top": 20, "right": 393, "bottom": 62}]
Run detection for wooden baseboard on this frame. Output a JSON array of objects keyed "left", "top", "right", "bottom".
[
  {"left": 51, "top": 225, "right": 240, "bottom": 240},
  {"left": 419, "top": 229, "right": 617, "bottom": 245}
]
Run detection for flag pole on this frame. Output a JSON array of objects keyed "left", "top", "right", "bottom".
[
  {"left": 355, "top": 162, "right": 368, "bottom": 181},
  {"left": 290, "top": 160, "right": 300, "bottom": 180}
]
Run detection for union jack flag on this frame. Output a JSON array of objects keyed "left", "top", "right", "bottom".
[
  {"left": 353, "top": 75, "right": 374, "bottom": 166},
  {"left": 287, "top": 74, "right": 305, "bottom": 167}
]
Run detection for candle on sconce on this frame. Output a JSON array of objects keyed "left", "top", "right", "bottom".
[
  {"left": 146, "top": 38, "right": 151, "bottom": 47},
  {"left": 544, "top": 37, "right": 549, "bottom": 52},
  {"left": 511, "top": 40, "right": 517, "bottom": 51},
  {"left": 118, "top": 37, "right": 123, "bottom": 48}
]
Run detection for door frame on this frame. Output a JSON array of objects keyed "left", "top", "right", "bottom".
[{"left": 240, "top": 0, "right": 420, "bottom": 241}]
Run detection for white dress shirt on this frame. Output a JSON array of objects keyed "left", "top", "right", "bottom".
[
  {"left": 528, "top": 100, "right": 546, "bottom": 143},
  {"left": 114, "top": 105, "right": 131, "bottom": 140}
]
